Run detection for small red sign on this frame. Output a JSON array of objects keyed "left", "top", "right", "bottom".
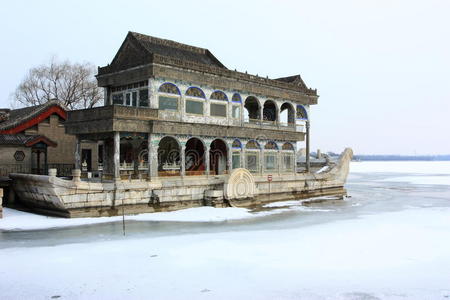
[{"left": 267, "top": 175, "right": 273, "bottom": 182}]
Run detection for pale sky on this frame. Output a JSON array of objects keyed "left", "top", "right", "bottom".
[{"left": 0, "top": 0, "right": 449, "bottom": 155}]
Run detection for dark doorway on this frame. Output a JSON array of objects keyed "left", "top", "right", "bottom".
[
  {"left": 185, "top": 138, "right": 205, "bottom": 175},
  {"left": 210, "top": 139, "right": 228, "bottom": 175}
]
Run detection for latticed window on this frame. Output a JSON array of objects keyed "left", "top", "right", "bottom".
[
  {"left": 210, "top": 103, "right": 226, "bottom": 117},
  {"left": 186, "top": 100, "right": 203, "bottom": 115},
  {"left": 245, "top": 140, "right": 260, "bottom": 173},
  {"left": 245, "top": 152, "right": 259, "bottom": 173},
  {"left": 232, "top": 139, "right": 242, "bottom": 169},
  {"left": 210, "top": 90, "right": 228, "bottom": 101},
  {"left": 159, "top": 83, "right": 180, "bottom": 95},
  {"left": 186, "top": 87, "right": 205, "bottom": 98},
  {"left": 282, "top": 153, "right": 294, "bottom": 171},
  {"left": 232, "top": 152, "right": 241, "bottom": 169},
  {"left": 159, "top": 96, "right": 178, "bottom": 110},
  {"left": 264, "top": 154, "right": 277, "bottom": 171}
]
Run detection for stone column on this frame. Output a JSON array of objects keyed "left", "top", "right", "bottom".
[
  {"left": 74, "top": 136, "right": 81, "bottom": 170},
  {"left": 101, "top": 140, "right": 107, "bottom": 172},
  {"left": 293, "top": 144, "right": 298, "bottom": 174},
  {"left": 227, "top": 145, "right": 232, "bottom": 173},
  {"left": 277, "top": 150, "right": 282, "bottom": 175},
  {"left": 260, "top": 148, "right": 264, "bottom": 175},
  {"left": 241, "top": 148, "right": 245, "bottom": 170},
  {"left": 205, "top": 145, "right": 210, "bottom": 176},
  {"left": 181, "top": 145, "right": 186, "bottom": 177},
  {"left": 147, "top": 135, "right": 152, "bottom": 180},
  {"left": 148, "top": 135, "right": 159, "bottom": 179},
  {"left": 114, "top": 132, "right": 120, "bottom": 180}
]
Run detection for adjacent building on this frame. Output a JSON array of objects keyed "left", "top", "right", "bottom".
[{"left": 0, "top": 101, "right": 98, "bottom": 177}]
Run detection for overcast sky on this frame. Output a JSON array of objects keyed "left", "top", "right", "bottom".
[{"left": 0, "top": 0, "right": 448, "bottom": 155}]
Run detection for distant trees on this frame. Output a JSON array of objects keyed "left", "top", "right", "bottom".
[{"left": 12, "top": 57, "right": 103, "bottom": 110}]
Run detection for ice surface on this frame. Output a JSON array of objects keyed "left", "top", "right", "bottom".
[
  {"left": 380, "top": 175, "right": 450, "bottom": 185},
  {"left": 0, "top": 206, "right": 254, "bottom": 231},
  {"left": 351, "top": 161, "right": 450, "bottom": 174},
  {"left": 1, "top": 207, "right": 450, "bottom": 299}
]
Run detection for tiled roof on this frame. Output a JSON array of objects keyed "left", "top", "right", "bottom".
[
  {"left": 275, "top": 75, "right": 307, "bottom": 88},
  {"left": 0, "top": 100, "right": 66, "bottom": 131},
  {"left": 129, "top": 32, "right": 226, "bottom": 69},
  {"left": 0, "top": 134, "right": 57, "bottom": 147}
]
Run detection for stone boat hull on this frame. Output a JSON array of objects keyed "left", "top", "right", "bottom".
[{"left": 10, "top": 148, "right": 353, "bottom": 218}]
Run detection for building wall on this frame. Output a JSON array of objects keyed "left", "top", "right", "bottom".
[
  {"left": 0, "top": 145, "right": 32, "bottom": 175},
  {"left": 23, "top": 114, "right": 98, "bottom": 169}
]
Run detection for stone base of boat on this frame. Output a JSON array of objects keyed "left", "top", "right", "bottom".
[{"left": 9, "top": 148, "right": 353, "bottom": 218}]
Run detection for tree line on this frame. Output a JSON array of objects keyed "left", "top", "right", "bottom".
[{"left": 12, "top": 57, "right": 102, "bottom": 110}]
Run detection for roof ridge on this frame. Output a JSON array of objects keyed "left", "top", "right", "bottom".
[{"left": 129, "top": 31, "right": 207, "bottom": 55}]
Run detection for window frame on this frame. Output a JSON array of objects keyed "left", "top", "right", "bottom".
[{"left": 185, "top": 98, "right": 204, "bottom": 115}]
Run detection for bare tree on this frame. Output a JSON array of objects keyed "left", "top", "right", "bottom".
[{"left": 12, "top": 57, "right": 103, "bottom": 110}]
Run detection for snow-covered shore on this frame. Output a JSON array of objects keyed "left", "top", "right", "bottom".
[{"left": 1, "top": 207, "right": 450, "bottom": 299}]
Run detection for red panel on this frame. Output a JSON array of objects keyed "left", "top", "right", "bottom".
[{"left": 0, "top": 106, "right": 67, "bottom": 134}]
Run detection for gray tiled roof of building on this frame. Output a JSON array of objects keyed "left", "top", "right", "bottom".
[
  {"left": 129, "top": 32, "right": 226, "bottom": 69},
  {"left": 0, "top": 100, "right": 65, "bottom": 131}
]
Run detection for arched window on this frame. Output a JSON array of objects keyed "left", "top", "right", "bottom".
[
  {"left": 244, "top": 96, "right": 261, "bottom": 123},
  {"left": 210, "top": 90, "right": 227, "bottom": 117},
  {"left": 231, "top": 139, "right": 242, "bottom": 169},
  {"left": 245, "top": 140, "right": 260, "bottom": 150},
  {"left": 264, "top": 141, "right": 278, "bottom": 172},
  {"left": 185, "top": 87, "right": 205, "bottom": 115},
  {"left": 210, "top": 90, "right": 228, "bottom": 101},
  {"left": 281, "top": 142, "right": 295, "bottom": 172},
  {"left": 264, "top": 141, "right": 278, "bottom": 150},
  {"left": 232, "top": 93, "right": 242, "bottom": 103},
  {"left": 158, "top": 82, "right": 180, "bottom": 95},
  {"left": 185, "top": 87, "right": 206, "bottom": 98},
  {"left": 158, "top": 136, "right": 181, "bottom": 176},
  {"left": 210, "top": 139, "right": 228, "bottom": 175},
  {"left": 296, "top": 105, "right": 308, "bottom": 120},
  {"left": 231, "top": 93, "right": 241, "bottom": 119},
  {"left": 280, "top": 102, "right": 295, "bottom": 126},
  {"left": 232, "top": 139, "right": 242, "bottom": 149},
  {"left": 263, "top": 100, "right": 277, "bottom": 123},
  {"left": 282, "top": 142, "right": 294, "bottom": 151},
  {"left": 158, "top": 83, "right": 180, "bottom": 111},
  {"left": 245, "top": 140, "right": 260, "bottom": 173}
]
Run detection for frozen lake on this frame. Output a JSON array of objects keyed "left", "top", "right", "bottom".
[{"left": 1, "top": 161, "right": 450, "bottom": 299}]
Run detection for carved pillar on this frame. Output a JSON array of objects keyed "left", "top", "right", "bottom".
[
  {"left": 260, "top": 147, "right": 264, "bottom": 175},
  {"left": 205, "top": 145, "right": 210, "bottom": 176},
  {"left": 293, "top": 144, "right": 298, "bottom": 174},
  {"left": 148, "top": 135, "right": 159, "bottom": 179},
  {"left": 227, "top": 145, "right": 232, "bottom": 173},
  {"left": 114, "top": 132, "right": 120, "bottom": 180},
  {"left": 277, "top": 150, "right": 282, "bottom": 175},
  {"left": 147, "top": 135, "right": 152, "bottom": 180},
  {"left": 74, "top": 136, "right": 81, "bottom": 170},
  {"left": 181, "top": 145, "right": 186, "bottom": 177}
]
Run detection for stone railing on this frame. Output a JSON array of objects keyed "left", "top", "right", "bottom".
[{"left": 68, "top": 105, "right": 158, "bottom": 123}]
